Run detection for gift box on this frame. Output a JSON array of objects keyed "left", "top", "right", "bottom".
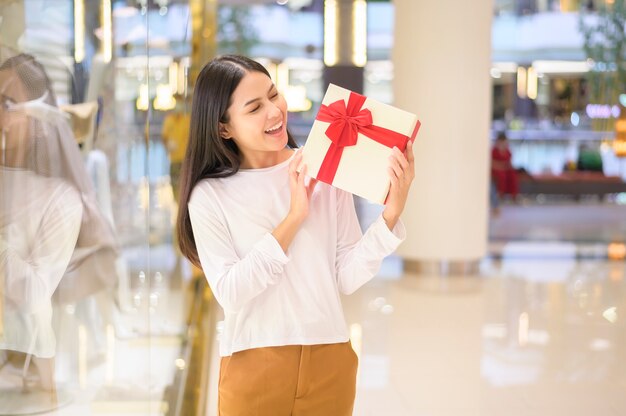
[{"left": 301, "top": 84, "right": 421, "bottom": 204}]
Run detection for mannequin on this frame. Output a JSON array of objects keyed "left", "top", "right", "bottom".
[
  {"left": 0, "top": 53, "right": 118, "bottom": 398},
  {"left": 0, "top": 53, "right": 82, "bottom": 396}
]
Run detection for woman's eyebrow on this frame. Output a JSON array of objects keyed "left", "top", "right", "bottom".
[{"left": 243, "top": 84, "right": 276, "bottom": 107}]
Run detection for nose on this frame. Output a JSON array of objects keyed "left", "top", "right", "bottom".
[{"left": 268, "top": 99, "right": 283, "bottom": 119}]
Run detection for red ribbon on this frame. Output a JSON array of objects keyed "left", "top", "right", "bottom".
[{"left": 315, "top": 91, "right": 419, "bottom": 185}]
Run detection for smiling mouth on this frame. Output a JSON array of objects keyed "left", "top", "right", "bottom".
[{"left": 265, "top": 121, "right": 283, "bottom": 134}]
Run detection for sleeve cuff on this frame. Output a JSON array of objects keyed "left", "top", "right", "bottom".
[{"left": 255, "top": 232, "right": 290, "bottom": 265}]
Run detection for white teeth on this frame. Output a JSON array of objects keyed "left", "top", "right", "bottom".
[{"left": 265, "top": 121, "right": 283, "bottom": 133}]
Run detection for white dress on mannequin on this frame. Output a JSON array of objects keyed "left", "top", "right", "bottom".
[{"left": 0, "top": 168, "right": 82, "bottom": 358}]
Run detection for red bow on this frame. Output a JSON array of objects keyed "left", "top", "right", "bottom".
[{"left": 315, "top": 91, "right": 416, "bottom": 184}]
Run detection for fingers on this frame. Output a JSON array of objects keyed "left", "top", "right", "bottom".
[
  {"left": 289, "top": 149, "right": 302, "bottom": 174},
  {"left": 392, "top": 146, "right": 410, "bottom": 171},
  {"left": 387, "top": 166, "right": 399, "bottom": 188},
  {"left": 389, "top": 146, "right": 415, "bottom": 182},
  {"left": 388, "top": 152, "right": 403, "bottom": 179},
  {"left": 289, "top": 150, "right": 302, "bottom": 187},
  {"left": 298, "top": 164, "right": 307, "bottom": 188},
  {"left": 406, "top": 140, "right": 415, "bottom": 166},
  {"left": 406, "top": 140, "right": 414, "bottom": 158},
  {"left": 307, "top": 178, "right": 318, "bottom": 198}
]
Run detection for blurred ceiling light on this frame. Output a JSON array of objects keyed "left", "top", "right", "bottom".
[
  {"left": 276, "top": 63, "right": 289, "bottom": 93},
  {"left": 532, "top": 60, "right": 589, "bottom": 74},
  {"left": 352, "top": 0, "right": 367, "bottom": 67},
  {"left": 518, "top": 312, "right": 529, "bottom": 347},
  {"left": 139, "top": 178, "right": 150, "bottom": 212},
  {"left": 615, "top": 119, "right": 626, "bottom": 157},
  {"left": 324, "top": 0, "right": 338, "bottom": 66},
  {"left": 602, "top": 307, "right": 618, "bottom": 323},
  {"left": 286, "top": 0, "right": 313, "bottom": 8},
  {"left": 527, "top": 66, "right": 538, "bottom": 100},
  {"left": 607, "top": 242, "right": 626, "bottom": 260},
  {"left": 112, "top": 6, "right": 138, "bottom": 18},
  {"left": 169, "top": 61, "right": 179, "bottom": 94},
  {"left": 285, "top": 85, "right": 312, "bottom": 112},
  {"left": 102, "top": 0, "right": 112, "bottom": 62},
  {"left": 136, "top": 84, "right": 149, "bottom": 111},
  {"left": 490, "top": 68, "right": 502, "bottom": 78},
  {"left": 586, "top": 104, "right": 621, "bottom": 119},
  {"left": 74, "top": 0, "right": 85, "bottom": 63},
  {"left": 154, "top": 84, "right": 176, "bottom": 111},
  {"left": 277, "top": 0, "right": 288, "bottom": 4}
]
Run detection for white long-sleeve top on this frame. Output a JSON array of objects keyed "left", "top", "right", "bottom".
[
  {"left": 1, "top": 168, "right": 83, "bottom": 358},
  {"left": 188, "top": 153, "right": 405, "bottom": 357}
]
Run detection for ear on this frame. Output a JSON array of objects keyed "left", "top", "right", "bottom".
[{"left": 218, "top": 122, "right": 231, "bottom": 140}]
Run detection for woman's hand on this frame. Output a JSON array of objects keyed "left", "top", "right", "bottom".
[
  {"left": 383, "top": 140, "right": 415, "bottom": 230},
  {"left": 272, "top": 150, "right": 318, "bottom": 253},
  {"left": 287, "top": 150, "right": 318, "bottom": 224}
]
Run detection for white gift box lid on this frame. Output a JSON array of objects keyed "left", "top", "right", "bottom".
[{"left": 302, "top": 84, "right": 420, "bottom": 204}]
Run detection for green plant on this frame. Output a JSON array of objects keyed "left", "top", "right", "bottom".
[
  {"left": 217, "top": 6, "right": 260, "bottom": 56},
  {"left": 579, "top": 1, "right": 626, "bottom": 107}
]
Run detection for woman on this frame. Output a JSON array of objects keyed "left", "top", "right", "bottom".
[
  {"left": 491, "top": 131, "right": 518, "bottom": 202},
  {"left": 177, "top": 55, "right": 414, "bottom": 415}
]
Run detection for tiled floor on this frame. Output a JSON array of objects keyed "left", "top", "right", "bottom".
[{"left": 344, "top": 258, "right": 626, "bottom": 416}]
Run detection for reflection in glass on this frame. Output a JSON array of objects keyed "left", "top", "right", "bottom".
[{"left": 0, "top": 51, "right": 117, "bottom": 411}]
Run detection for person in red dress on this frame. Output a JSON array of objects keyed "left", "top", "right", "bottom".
[{"left": 491, "top": 132, "right": 518, "bottom": 202}]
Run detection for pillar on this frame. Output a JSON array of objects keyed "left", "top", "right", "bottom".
[
  {"left": 393, "top": 0, "right": 493, "bottom": 268},
  {"left": 189, "top": 0, "right": 218, "bottom": 85},
  {"left": 322, "top": 0, "right": 365, "bottom": 93}
]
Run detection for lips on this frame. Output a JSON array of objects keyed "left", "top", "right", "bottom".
[{"left": 264, "top": 121, "right": 283, "bottom": 135}]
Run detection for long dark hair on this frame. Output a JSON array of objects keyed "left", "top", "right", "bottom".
[{"left": 177, "top": 55, "right": 298, "bottom": 267}]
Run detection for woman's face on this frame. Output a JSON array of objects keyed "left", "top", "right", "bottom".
[
  {"left": 220, "top": 71, "right": 288, "bottom": 165},
  {"left": 496, "top": 139, "right": 508, "bottom": 150}
]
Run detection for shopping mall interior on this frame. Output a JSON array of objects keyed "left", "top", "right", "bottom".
[{"left": 1, "top": 0, "right": 625, "bottom": 415}]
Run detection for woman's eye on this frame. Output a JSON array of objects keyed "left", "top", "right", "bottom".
[
  {"left": 250, "top": 105, "right": 260, "bottom": 113},
  {"left": 270, "top": 93, "right": 279, "bottom": 100}
]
